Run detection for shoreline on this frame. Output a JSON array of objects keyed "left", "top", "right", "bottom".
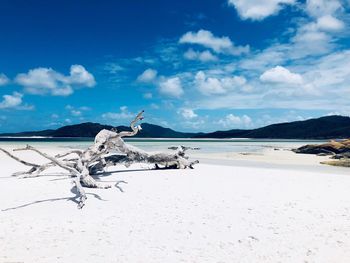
[
  {"left": 0, "top": 141, "right": 348, "bottom": 174},
  {"left": 0, "top": 136, "right": 330, "bottom": 141}
]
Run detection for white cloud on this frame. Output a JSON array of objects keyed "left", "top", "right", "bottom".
[
  {"left": 239, "top": 47, "right": 286, "bottom": 71},
  {"left": 183, "top": 49, "right": 218, "bottom": 62},
  {"left": 65, "top": 105, "right": 90, "bottom": 117},
  {"left": 65, "top": 105, "right": 74, "bottom": 110},
  {"left": 218, "top": 114, "right": 252, "bottom": 128},
  {"left": 293, "top": 25, "right": 329, "bottom": 42},
  {"left": 79, "top": 106, "right": 91, "bottom": 111},
  {"left": 0, "top": 92, "right": 33, "bottom": 110},
  {"left": 231, "top": 0, "right": 345, "bottom": 65},
  {"left": 306, "top": 0, "right": 342, "bottom": 18},
  {"left": 102, "top": 106, "right": 134, "bottom": 120},
  {"left": 150, "top": 103, "right": 159, "bottom": 109},
  {"left": 260, "top": 66, "right": 303, "bottom": 84},
  {"left": 228, "top": 0, "right": 295, "bottom": 21},
  {"left": 0, "top": 92, "right": 22, "bottom": 109},
  {"left": 301, "top": 50, "right": 350, "bottom": 92},
  {"left": 287, "top": 0, "right": 345, "bottom": 59},
  {"left": 290, "top": 16, "right": 344, "bottom": 58},
  {"left": 196, "top": 49, "right": 350, "bottom": 111},
  {"left": 316, "top": 15, "right": 344, "bottom": 32},
  {"left": 255, "top": 112, "right": 305, "bottom": 127},
  {"left": 137, "top": 68, "right": 158, "bottom": 82},
  {"left": 239, "top": 14, "right": 342, "bottom": 71},
  {"left": 195, "top": 71, "right": 226, "bottom": 95},
  {"left": 68, "top": 65, "right": 96, "bottom": 87},
  {"left": 179, "top": 109, "right": 198, "bottom": 119},
  {"left": 159, "top": 77, "right": 184, "bottom": 98},
  {"left": 15, "top": 65, "right": 96, "bottom": 96},
  {"left": 0, "top": 73, "right": 9, "bottom": 86},
  {"left": 103, "top": 63, "right": 124, "bottom": 74},
  {"left": 143, "top": 92, "right": 153, "bottom": 99},
  {"left": 71, "top": 110, "right": 82, "bottom": 116},
  {"left": 195, "top": 71, "right": 248, "bottom": 95},
  {"left": 179, "top": 29, "right": 249, "bottom": 55}
]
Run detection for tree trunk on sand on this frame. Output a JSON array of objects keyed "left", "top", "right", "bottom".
[{"left": 0, "top": 111, "right": 199, "bottom": 208}]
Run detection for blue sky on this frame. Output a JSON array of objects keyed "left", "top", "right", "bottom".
[{"left": 0, "top": 0, "right": 350, "bottom": 132}]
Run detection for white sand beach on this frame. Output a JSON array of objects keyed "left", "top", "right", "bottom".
[{"left": 1, "top": 144, "right": 350, "bottom": 263}]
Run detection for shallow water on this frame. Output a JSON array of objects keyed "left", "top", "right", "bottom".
[{"left": 0, "top": 138, "right": 326, "bottom": 154}]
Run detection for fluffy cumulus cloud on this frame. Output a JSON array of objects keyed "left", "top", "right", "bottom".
[
  {"left": 260, "top": 66, "right": 303, "bottom": 85},
  {"left": 237, "top": 0, "right": 346, "bottom": 71},
  {"left": 195, "top": 71, "right": 226, "bottom": 94},
  {"left": 227, "top": 0, "right": 346, "bottom": 64},
  {"left": 218, "top": 114, "right": 252, "bottom": 128},
  {"left": 159, "top": 77, "right": 184, "bottom": 98},
  {"left": 300, "top": 50, "right": 350, "bottom": 96},
  {"left": 195, "top": 71, "right": 248, "bottom": 95},
  {"left": 15, "top": 65, "right": 96, "bottom": 96},
  {"left": 179, "top": 29, "right": 249, "bottom": 55},
  {"left": 65, "top": 105, "right": 91, "bottom": 117},
  {"left": 0, "top": 92, "right": 33, "bottom": 110},
  {"left": 0, "top": 92, "right": 22, "bottom": 109},
  {"left": 179, "top": 108, "right": 198, "bottom": 119},
  {"left": 102, "top": 106, "right": 134, "bottom": 120},
  {"left": 69, "top": 65, "right": 96, "bottom": 86},
  {"left": 0, "top": 73, "right": 9, "bottom": 86},
  {"left": 183, "top": 49, "right": 218, "bottom": 62},
  {"left": 306, "top": 0, "right": 342, "bottom": 18},
  {"left": 289, "top": 0, "right": 345, "bottom": 57},
  {"left": 228, "top": 0, "right": 295, "bottom": 21},
  {"left": 137, "top": 68, "right": 158, "bottom": 82},
  {"left": 126, "top": 0, "right": 349, "bottom": 116},
  {"left": 316, "top": 15, "right": 344, "bottom": 32}
]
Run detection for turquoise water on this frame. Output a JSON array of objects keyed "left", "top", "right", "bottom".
[{"left": 0, "top": 138, "right": 326, "bottom": 154}]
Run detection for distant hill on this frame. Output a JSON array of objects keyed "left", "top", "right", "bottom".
[
  {"left": 1, "top": 115, "right": 350, "bottom": 139},
  {"left": 193, "top": 129, "right": 252, "bottom": 139},
  {"left": 136, "top": 123, "right": 195, "bottom": 138},
  {"left": 52, "top": 123, "right": 115, "bottom": 137},
  {"left": 242, "top": 115, "right": 350, "bottom": 139},
  {"left": 0, "top": 122, "right": 195, "bottom": 138},
  {"left": 195, "top": 115, "right": 350, "bottom": 139}
]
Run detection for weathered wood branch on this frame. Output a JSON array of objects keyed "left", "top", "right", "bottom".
[
  {"left": 0, "top": 147, "right": 40, "bottom": 167},
  {"left": 1, "top": 110, "right": 199, "bottom": 208}
]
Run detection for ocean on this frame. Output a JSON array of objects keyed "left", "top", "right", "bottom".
[{"left": 0, "top": 137, "right": 326, "bottom": 154}]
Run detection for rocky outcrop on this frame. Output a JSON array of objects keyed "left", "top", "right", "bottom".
[
  {"left": 293, "top": 139, "right": 350, "bottom": 167},
  {"left": 320, "top": 159, "right": 350, "bottom": 167}
]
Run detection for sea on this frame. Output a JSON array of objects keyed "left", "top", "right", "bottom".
[{"left": 0, "top": 137, "right": 326, "bottom": 154}]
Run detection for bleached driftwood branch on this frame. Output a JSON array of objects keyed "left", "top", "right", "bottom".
[{"left": 0, "top": 110, "right": 199, "bottom": 208}]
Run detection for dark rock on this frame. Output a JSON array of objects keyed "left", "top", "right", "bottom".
[
  {"left": 293, "top": 140, "right": 350, "bottom": 155},
  {"left": 295, "top": 139, "right": 350, "bottom": 167},
  {"left": 331, "top": 152, "right": 350, "bottom": 159},
  {"left": 317, "top": 153, "right": 332, "bottom": 156}
]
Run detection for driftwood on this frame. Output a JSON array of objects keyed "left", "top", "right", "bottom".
[{"left": 0, "top": 111, "right": 198, "bottom": 208}]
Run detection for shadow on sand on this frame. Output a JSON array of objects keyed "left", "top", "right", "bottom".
[
  {"left": 1, "top": 165, "right": 171, "bottom": 211},
  {"left": 1, "top": 184, "right": 108, "bottom": 211}
]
